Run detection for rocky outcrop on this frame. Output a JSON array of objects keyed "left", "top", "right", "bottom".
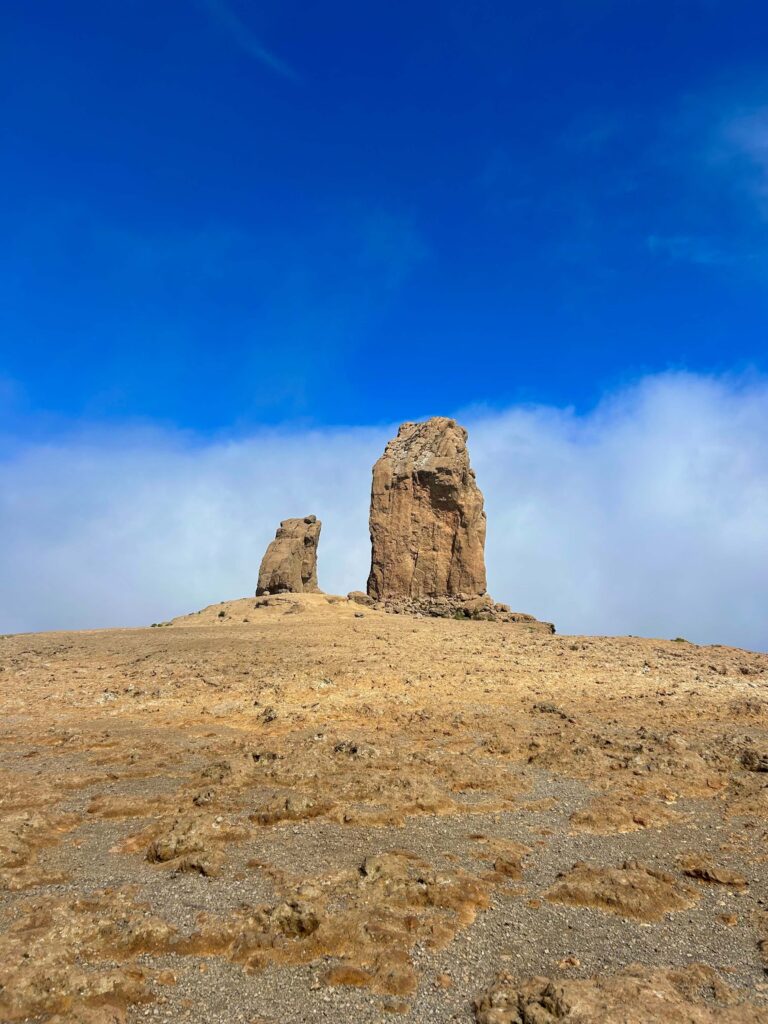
[
  {"left": 256, "top": 516, "right": 321, "bottom": 596},
  {"left": 367, "top": 417, "right": 487, "bottom": 603},
  {"left": 384, "top": 593, "right": 553, "bottom": 631},
  {"left": 364, "top": 416, "right": 554, "bottom": 632},
  {"left": 474, "top": 964, "right": 766, "bottom": 1024}
]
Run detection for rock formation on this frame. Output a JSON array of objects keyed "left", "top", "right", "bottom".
[
  {"left": 364, "top": 416, "right": 553, "bottom": 631},
  {"left": 367, "top": 417, "right": 487, "bottom": 603},
  {"left": 256, "top": 515, "right": 321, "bottom": 596}
]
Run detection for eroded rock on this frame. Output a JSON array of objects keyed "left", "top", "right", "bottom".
[
  {"left": 679, "top": 855, "right": 748, "bottom": 889},
  {"left": 366, "top": 418, "right": 487, "bottom": 603},
  {"left": 569, "top": 794, "right": 681, "bottom": 834},
  {"left": 545, "top": 860, "right": 698, "bottom": 921},
  {"left": 256, "top": 516, "right": 322, "bottom": 596},
  {"left": 741, "top": 749, "right": 768, "bottom": 772},
  {"left": 474, "top": 964, "right": 768, "bottom": 1024},
  {"left": 364, "top": 418, "right": 553, "bottom": 629}
]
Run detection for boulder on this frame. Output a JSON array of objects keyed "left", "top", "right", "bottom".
[
  {"left": 256, "top": 516, "right": 321, "bottom": 596},
  {"left": 367, "top": 418, "right": 487, "bottom": 602}
]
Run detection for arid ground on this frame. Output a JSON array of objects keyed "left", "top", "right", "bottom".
[{"left": 1, "top": 593, "right": 767, "bottom": 1023}]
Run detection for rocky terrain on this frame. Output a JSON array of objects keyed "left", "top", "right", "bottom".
[{"left": 1, "top": 592, "right": 767, "bottom": 1023}]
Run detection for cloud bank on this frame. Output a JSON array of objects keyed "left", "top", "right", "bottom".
[{"left": 1, "top": 372, "right": 766, "bottom": 650}]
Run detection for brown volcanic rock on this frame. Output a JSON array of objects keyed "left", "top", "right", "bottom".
[
  {"left": 256, "top": 515, "right": 321, "bottom": 596},
  {"left": 474, "top": 964, "right": 768, "bottom": 1023},
  {"left": 544, "top": 859, "right": 699, "bottom": 921},
  {"left": 367, "top": 417, "right": 487, "bottom": 602}
]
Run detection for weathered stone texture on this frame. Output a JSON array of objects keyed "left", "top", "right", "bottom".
[
  {"left": 256, "top": 516, "right": 321, "bottom": 596},
  {"left": 366, "top": 417, "right": 487, "bottom": 602}
]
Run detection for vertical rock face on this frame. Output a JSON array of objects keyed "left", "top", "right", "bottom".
[
  {"left": 256, "top": 516, "right": 322, "bottom": 596},
  {"left": 366, "top": 417, "right": 487, "bottom": 602}
]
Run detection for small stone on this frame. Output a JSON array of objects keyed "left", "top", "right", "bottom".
[
  {"left": 557, "top": 956, "right": 581, "bottom": 969},
  {"left": 741, "top": 749, "right": 768, "bottom": 772}
]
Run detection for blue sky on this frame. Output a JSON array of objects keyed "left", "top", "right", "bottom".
[{"left": 2, "top": 0, "right": 767, "bottom": 432}]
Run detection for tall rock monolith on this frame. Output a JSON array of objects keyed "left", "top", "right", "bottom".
[
  {"left": 366, "top": 417, "right": 487, "bottom": 603},
  {"left": 256, "top": 515, "right": 321, "bottom": 596}
]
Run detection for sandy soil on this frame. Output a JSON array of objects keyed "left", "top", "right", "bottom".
[{"left": 1, "top": 593, "right": 766, "bottom": 1023}]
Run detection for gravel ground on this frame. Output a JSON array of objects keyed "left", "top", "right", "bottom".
[{"left": 1, "top": 594, "right": 766, "bottom": 1023}]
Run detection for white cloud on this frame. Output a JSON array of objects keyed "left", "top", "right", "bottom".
[
  {"left": 472, "top": 373, "right": 768, "bottom": 650},
  {"left": 1, "top": 372, "right": 766, "bottom": 650}
]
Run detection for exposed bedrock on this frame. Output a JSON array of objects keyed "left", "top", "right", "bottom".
[
  {"left": 367, "top": 417, "right": 487, "bottom": 602},
  {"left": 256, "top": 515, "right": 322, "bottom": 596},
  {"left": 365, "top": 417, "right": 553, "bottom": 631}
]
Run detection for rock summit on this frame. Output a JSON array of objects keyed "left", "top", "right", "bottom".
[
  {"left": 366, "top": 417, "right": 487, "bottom": 603},
  {"left": 256, "top": 515, "right": 322, "bottom": 596}
]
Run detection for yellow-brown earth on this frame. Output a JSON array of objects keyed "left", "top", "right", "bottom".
[{"left": 1, "top": 593, "right": 767, "bottom": 1023}]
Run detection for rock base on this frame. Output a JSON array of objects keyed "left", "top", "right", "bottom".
[{"left": 371, "top": 593, "right": 555, "bottom": 632}]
